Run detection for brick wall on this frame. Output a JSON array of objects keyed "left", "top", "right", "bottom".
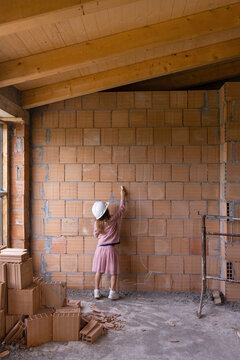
[{"left": 30, "top": 90, "right": 221, "bottom": 291}]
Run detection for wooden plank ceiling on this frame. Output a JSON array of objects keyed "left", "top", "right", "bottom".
[{"left": 0, "top": 0, "right": 240, "bottom": 108}]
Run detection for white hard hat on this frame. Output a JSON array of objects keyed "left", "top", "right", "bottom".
[{"left": 92, "top": 201, "right": 109, "bottom": 219}]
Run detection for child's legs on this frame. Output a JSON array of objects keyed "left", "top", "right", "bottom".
[
  {"left": 110, "top": 274, "right": 118, "bottom": 291},
  {"left": 95, "top": 272, "right": 102, "bottom": 289}
]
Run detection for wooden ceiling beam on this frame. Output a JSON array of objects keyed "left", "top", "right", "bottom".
[
  {"left": 22, "top": 37, "right": 240, "bottom": 109},
  {"left": 0, "top": 0, "right": 138, "bottom": 37},
  {"left": 1, "top": 2, "right": 240, "bottom": 88}
]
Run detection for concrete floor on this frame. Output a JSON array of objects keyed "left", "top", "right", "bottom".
[{"left": 5, "top": 290, "right": 240, "bottom": 360}]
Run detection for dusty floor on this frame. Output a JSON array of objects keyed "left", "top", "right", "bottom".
[{"left": 4, "top": 290, "right": 240, "bottom": 360}]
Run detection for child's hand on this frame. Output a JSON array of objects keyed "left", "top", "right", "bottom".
[{"left": 121, "top": 186, "right": 127, "bottom": 198}]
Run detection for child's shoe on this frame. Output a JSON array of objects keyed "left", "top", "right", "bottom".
[
  {"left": 108, "top": 289, "right": 119, "bottom": 300},
  {"left": 94, "top": 289, "right": 101, "bottom": 299}
]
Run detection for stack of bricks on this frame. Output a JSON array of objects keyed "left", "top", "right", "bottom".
[
  {"left": 30, "top": 90, "right": 221, "bottom": 292},
  {"left": 219, "top": 83, "right": 240, "bottom": 301}
]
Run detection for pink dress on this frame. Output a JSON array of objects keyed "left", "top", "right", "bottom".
[{"left": 92, "top": 199, "right": 125, "bottom": 275}]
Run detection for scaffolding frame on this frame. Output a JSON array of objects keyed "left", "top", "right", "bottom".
[{"left": 197, "top": 214, "right": 240, "bottom": 318}]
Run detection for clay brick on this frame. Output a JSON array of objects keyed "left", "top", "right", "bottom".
[
  {"left": 62, "top": 219, "right": 79, "bottom": 236},
  {"left": 95, "top": 146, "right": 112, "bottom": 163},
  {"left": 11, "top": 180, "right": 24, "bottom": 196},
  {"left": 137, "top": 274, "right": 154, "bottom": 291},
  {"left": 170, "top": 91, "right": 187, "bottom": 108},
  {"left": 184, "top": 183, "right": 201, "bottom": 200},
  {"left": 84, "top": 237, "right": 98, "bottom": 254},
  {"left": 165, "top": 109, "right": 182, "bottom": 126},
  {"left": 60, "top": 183, "right": 78, "bottom": 199},
  {"left": 67, "top": 274, "right": 84, "bottom": 289},
  {"left": 147, "top": 146, "right": 165, "bottom": 163},
  {"left": 51, "top": 237, "right": 66, "bottom": 254},
  {"left": 119, "top": 128, "right": 135, "bottom": 145},
  {"left": 225, "top": 183, "right": 240, "bottom": 201},
  {"left": 172, "top": 274, "right": 190, "bottom": 291},
  {"left": 129, "top": 183, "right": 147, "bottom": 200},
  {"left": 135, "top": 201, "right": 152, "bottom": 219},
  {"left": 207, "top": 257, "right": 220, "bottom": 275},
  {"left": 166, "top": 256, "right": 183, "bottom": 273},
  {"left": 118, "top": 164, "right": 135, "bottom": 181},
  {"left": 66, "top": 237, "right": 83, "bottom": 254},
  {"left": 154, "top": 164, "right": 171, "bottom": 181},
  {"left": 188, "top": 90, "right": 204, "bottom": 108},
  {"left": 165, "top": 146, "right": 183, "bottom": 163},
  {"left": 172, "top": 128, "right": 189, "bottom": 145},
  {"left": 137, "top": 237, "right": 154, "bottom": 255},
  {"left": 184, "top": 145, "right": 201, "bottom": 163},
  {"left": 65, "top": 201, "right": 82, "bottom": 217},
  {"left": 82, "top": 201, "right": 94, "bottom": 218},
  {"left": 131, "top": 255, "right": 148, "bottom": 273},
  {"left": 189, "top": 201, "right": 207, "bottom": 218},
  {"left": 77, "top": 146, "right": 94, "bottom": 163},
  {"left": 6, "top": 258, "right": 33, "bottom": 289},
  {"left": 171, "top": 201, "right": 189, "bottom": 218},
  {"left": 130, "top": 146, "right": 147, "bottom": 163},
  {"left": 82, "top": 164, "right": 99, "bottom": 181},
  {"left": 135, "top": 92, "right": 152, "bottom": 108},
  {"left": 202, "top": 145, "right": 219, "bottom": 163},
  {"left": 171, "top": 238, "right": 189, "bottom": 255},
  {"left": 152, "top": 91, "right": 170, "bottom": 108},
  {"left": 65, "top": 164, "right": 82, "bottom": 181},
  {"left": 166, "top": 183, "right": 183, "bottom": 200},
  {"left": 94, "top": 110, "right": 111, "bottom": 127},
  {"left": 48, "top": 201, "right": 65, "bottom": 217},
  {"left": 84, "top": 129, "right": 100, "bottom": 145},
  {"left": 44, "top": 254, "right": 60, "bottom": 271},
  {"left": 147, "top": 109, "right": 164, "bottom": 127},
  {"left": 190, "top": 275, "right": 201, "bottom": 291},
  {"left": 77, "top": 111, "right": 93, "bottom": 128},
  {"left": 49, "top": 129, "right": 65, "bottom": 146},
  {"left": 112, "top": 110, "right": 129, "bottom": 127},
  {"left": 131, "top": 220, "right": 148, "bottom": 236},
  {"left": 84, "top": 273, "right": 95, "bottom": 290},
  {"left": 184, "top": 219, "right": 201, "bottom": 237},
  {"left": 48, "top": 101, "right": 64, "bottom": 110},
  {"left": 155, "top": 238, "right": 171, "bottom": 255},
  {"left": 135, "top": 164, "right": 152, "bottom": 181},
  {"left": 120, "top": 238, "right": 136, "bottom": 255},
  {"left": 78, "top": 183, "right": 94, "bottom": 200},
  {"left": 202, "top": 109, "right": 219, "bottom": 126},
  {"left": 153, "top": 201, "right": 170, "bottom": 218},
  {"left": 155, "top": 274, "right": 171, "bottom": 291},
  {"left": 100, "top": 164, "right": 117, "bottom": 181},
  {"left": 45, "top": 217, "right": 61, "bottom": 236},
  {"left": 208, "top": 164, "right": 219, "bottom": 181},
  {"left": 149, "top": 219, "right": 166, "bottom": 236},
  {"left": 183, "top": 109, "right": 201, "bottom": 127},
  {"left": 32, "top": 129, "right": 46, "bottom": 146},
  {"left": 78, "top": 254, "right": 93, "bottom": 272},
  {"left": 32, "top": 111, "right": 42, "bottom": 128},
  {"left": 79, "top": 218, "right": 94, "bottom": 236},
  {"left": 43, "top": 183, "right": 59, "bottom": 200},
  {"left": 66, "top": 129, "right": 82, "bottom": 146},
  {"left": 234, "top": 143, "right": 240, "bottom": 161},
  {"left": 60, "top": 146, "right": 76, "bottom": 163},
  {"left": 172, "top": 164, "right": 189, "bottom": 181},
  {"left": 136, "top": 128, "right": 153, "bottom": 145},
  {"left": 148, "top": 183, "right": 165, "bottom": 200},
  {"left": 43, "top": 147, "right": 59, "bottom": 163},
  {"left": 202, "top": 183, "right": 219, "bottom": 200},
  {"left": 25, "top": 313, "right": 53, "bottom": 347},
  {"left": 167, "top": 219, "right": 184, "bottom": 237},
  {"left": 184, "top": 256, "right": 201, "bottom": 274},
  {"left": 207, "top": 90, "right": 219, "bottom": 107},
  {"left": 148, "top": 256, "right": 165, "bottom": 272},
  {"left": 112, "top": 146, "right": 129, "bottom": 163},
  {"left": 48, "top": 164, "right": 64, "bottom": 181},
  {"left": 95, "top": 182, "right": 112, "bottom": 200},
  {"left": 190, "top": 238, "right": 202, "bottom": 255},
  {"left": 31, "top": 218, "right": 43, "bottom": 236},
  {"left": 130, "top": 110, "right": 146, "bottom": 127},
  {"left": 41, "top": 282, "right": 66, "bottom": 308},
  {"left": 82, "top": 93, "right": 99, "bottom": 109},
  {"left": 119, "top": 255, "right": 131, "bottom": 272},
  {"left": 32, "top": 165, "right": 46, "bottom": 182},
  {"left": 61, "top": 254, "right": 78, "bottom": 272},
  {"left": 0, "top": 281, "right": 6, "bottom": 310},
  {"left": 190, "top": 128, "right": 207, "bottom": 144},
  {"left": 207, "top": 238, "right": 219, "bottom": 256},
  {"left": 190, "top": 164, "right": 207, "bottom": 182},
  {"left": 154, "top": 128, "right": 171, "bottom": 145},
  {"left": 8, "top": 284, "right": 41, "bottom": 315},
  {"left": 117, "top": 92, "right": 134, "bottom": 108},
  {"left": 58, "top": 111, "right": 75, "bottom": 129},
  {"left": 101, "top": 128, "right": 118, "bottom": 145},
  {"left": 208, "top": 126, "right": 220, "bottom": 145}
]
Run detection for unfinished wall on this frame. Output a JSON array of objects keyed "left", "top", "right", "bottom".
[{"left": 30, "top": 90, "right": 221, "bottom": 291}]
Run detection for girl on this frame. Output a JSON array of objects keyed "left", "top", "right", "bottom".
[{"left": 92, "top": 186, "right": 127, "bottom": 300}]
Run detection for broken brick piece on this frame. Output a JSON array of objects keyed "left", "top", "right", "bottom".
[
  {"left": 4, "top": 320, "right": 26, "bottom": 344},
  {"left": 55, "top": 307, "right": 81, "bottom": 314},
  {"left": 53, "top": 313, "right": 80, "bottom": 341},
  {"left": 25, "top": 313, "right": 53, "bottom": 347},
  {"left": 80, "top": 319, "right": 103, "bottom": 344},
  {"left": 41, "top": 282, "right": 66, "bottom": 308},
  {"left": 5, "top": 315, "right": 25, "bottom": 334},
  {"left": 67, "top": 299, "right": 81, "bottom": 308}
]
